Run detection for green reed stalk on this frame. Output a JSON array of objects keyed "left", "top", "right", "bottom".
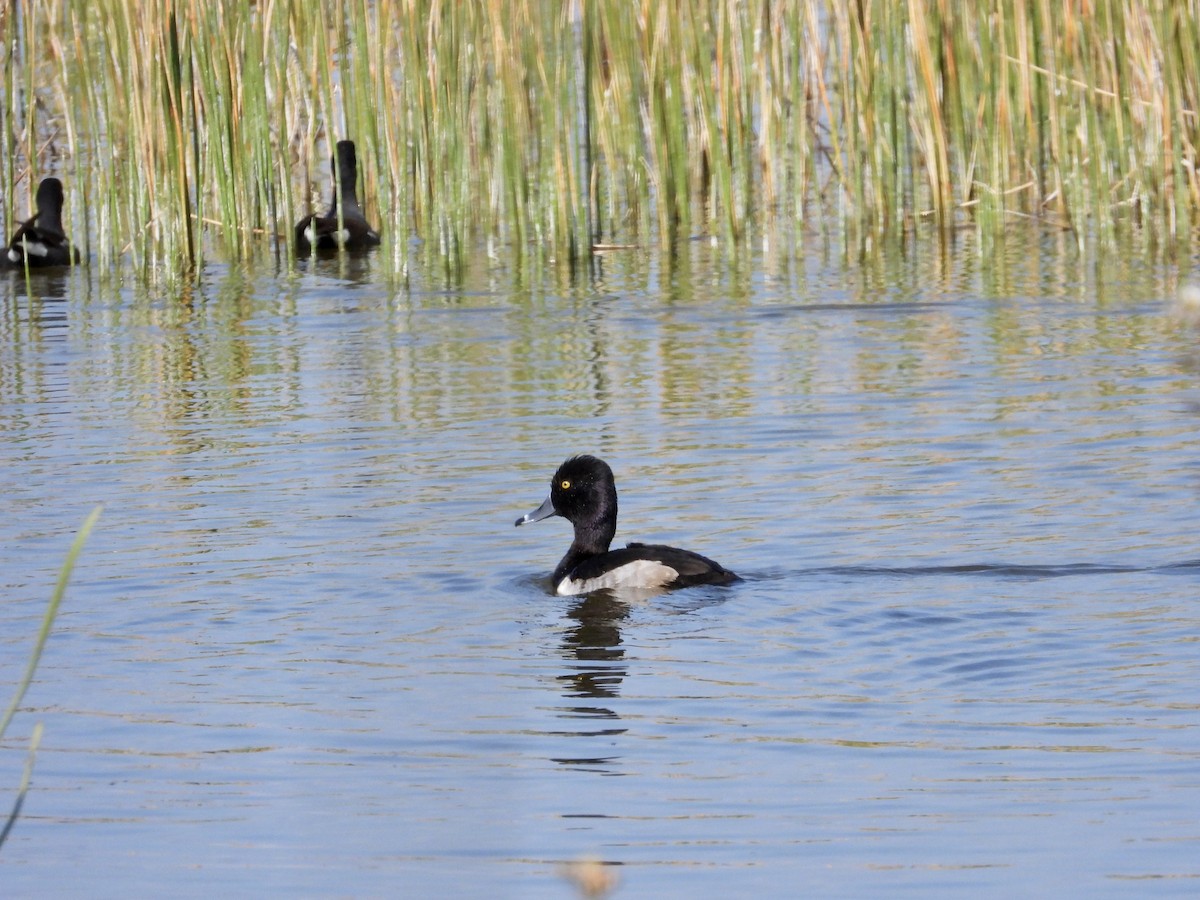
[
  {"left": 839, "top": 2, "right": 871, "bottom": 236},
  {"left": 0, "top": 506, "right": 101, "bottom": 851},
  {"left": 0, "top": 723, "right": 42, "bottom": 851},
  {"left": 1, "top": 3, "right": 14, "bottom": 228},
  {"left": 0, "top": 506, "right": 102, "bottom": 740}
]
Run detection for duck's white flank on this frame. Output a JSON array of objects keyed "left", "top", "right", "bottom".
[
  {"left": 17, "top": 238, "right": 49, "bottom": 258},
  {"left": 557, "top": 559, "right": 679, "bottom": 596}
]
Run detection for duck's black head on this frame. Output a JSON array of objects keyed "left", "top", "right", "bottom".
[
  {"left": 34, "top": 178, "right": 67, "bottom": 233},
  {"left": 35, "top": 178, "right": 65, "bottom": 213},
  {"left": 548, "top": 455, "right": 617, "bottom": 526},
  {"left": 515, "top": 455, "right": 619, "bottom": 552}
]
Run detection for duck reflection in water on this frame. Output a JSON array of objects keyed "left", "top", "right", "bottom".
[
  {"left": 558, "top": 592, "right": 631, "bottom": 701},
  {"left": 7, "top": 269, "right": 72, "bottom": 306},
  {"left": 549, "top": 593, "right": 630, "bottom": 771}
]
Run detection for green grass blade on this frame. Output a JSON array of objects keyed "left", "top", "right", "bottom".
[
  {"left": 0, "top": 723, "right": 43, "bottom": 850},
  {"left": 0, "top": 505, "right": 103, "bottom": 740}
]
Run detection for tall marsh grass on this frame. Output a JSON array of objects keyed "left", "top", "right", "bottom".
[{"left": 2, "top": 1, "right": 1199, "bottom": 275}]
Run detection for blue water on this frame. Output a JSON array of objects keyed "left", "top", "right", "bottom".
[{"left": 1, "top": 234, "right": 1198, "bottom": 897}]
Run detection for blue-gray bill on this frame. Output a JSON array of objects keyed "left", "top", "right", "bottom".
[{"left": 515, "top": 495, "right": 556, "bottom": 527}]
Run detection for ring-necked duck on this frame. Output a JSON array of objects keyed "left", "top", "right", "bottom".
[
  {"left": 294, "top": 140, "right": 381, "bottom": 253},
  {"left": 515, "top": 455, "right": 740, "bottom": 596},
  {"left": 4, "top": 178, "right": 80, "bottom": 269}
]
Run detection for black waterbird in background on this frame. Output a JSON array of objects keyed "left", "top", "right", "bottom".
[
  {"left": 3, "top": 178, "right": 81, "bottom": 269},
  {"left": 294, "top": 140, "right": 382, "bottom": 254}
]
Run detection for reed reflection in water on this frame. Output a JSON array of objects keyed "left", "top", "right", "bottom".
[{"left": 1, "top": 231, "right": 1198, "bottom": 897}]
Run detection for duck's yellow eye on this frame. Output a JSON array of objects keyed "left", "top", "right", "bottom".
[{"left": 560, "top": 479, "right": 571, "bottom": 490}]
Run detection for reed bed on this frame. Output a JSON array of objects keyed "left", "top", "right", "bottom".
[{"left": 1, "top": 0, "right": 1199, "bottom": 276}]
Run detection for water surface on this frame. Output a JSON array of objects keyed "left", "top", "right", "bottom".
[{"left": 1, "top": 233, "right": 1198, "bottom": 897}]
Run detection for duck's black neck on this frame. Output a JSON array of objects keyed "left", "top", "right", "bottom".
[
  {"left": 35, "top": 190, "right": 66, "bottom": 237},
  {"left": 35, "top": 209, "right": 66, "bottom": 238},
  {"left": 332, "top": 144, "right": 362, "bottom": 215},
  {"left": 552, "top": 492, "right": 617, "bottom": 585},
  {"left": 336, "top": 174, "right": 361, "bottom": 214}
]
